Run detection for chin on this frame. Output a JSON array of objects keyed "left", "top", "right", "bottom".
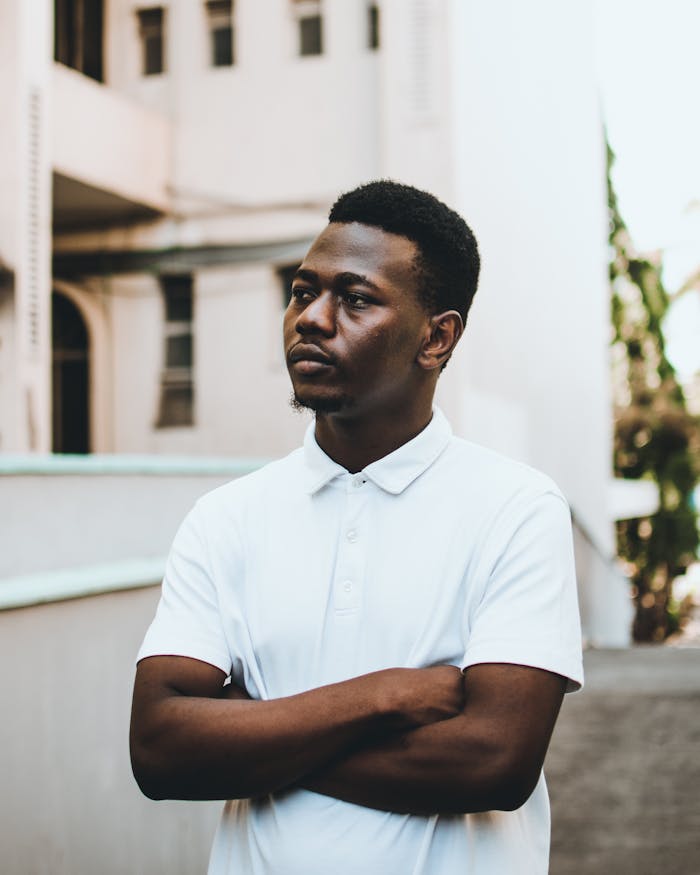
[{"left": 290, "top": 391, "right": 352, "bottom": 415}]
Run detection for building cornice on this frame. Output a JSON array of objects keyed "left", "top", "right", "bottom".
[{"left": 53, "top": 237, "right": 313, "bottom": 277}]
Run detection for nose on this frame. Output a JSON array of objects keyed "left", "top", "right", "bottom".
[{"left": 294, "top": 290, "right": 336, "bottom": 337}]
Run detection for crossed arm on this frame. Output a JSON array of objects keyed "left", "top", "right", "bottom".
[{"left": 129, "top": 656, "right": 566, "bottom": 815}]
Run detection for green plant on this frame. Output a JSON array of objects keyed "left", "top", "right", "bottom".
[{"left": 608, "top": 144, "right": 699, "bottom": 642}]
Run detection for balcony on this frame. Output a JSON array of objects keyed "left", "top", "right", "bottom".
[{"left": 51, "top": 64, "right": 172, "bottom": 229}]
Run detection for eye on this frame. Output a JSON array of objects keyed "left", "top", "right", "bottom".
[
  {"left": 290, "top": 285, "right": 315, "bottom": 304},
  {"left": 342, "top": 291, "right": 371, "bottom": 309}
]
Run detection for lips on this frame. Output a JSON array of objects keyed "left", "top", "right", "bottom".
[
  {"left": 288, "top": 344, "right": 337, "bottom": 378},
  {"left": 288, "top": 344, "right": 335, "bottom": 366}
]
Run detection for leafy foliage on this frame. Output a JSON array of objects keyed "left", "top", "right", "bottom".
[{"left": 608, "top": 144, "right": 700, "bottom": 642}]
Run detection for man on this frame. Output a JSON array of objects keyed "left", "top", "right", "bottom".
[{"left": 131, "top": 180, "right": 583, "bottom": 874}]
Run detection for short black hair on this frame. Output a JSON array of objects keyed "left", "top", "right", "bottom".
[{"left": 328, "top": 180, "right": 480, "bottom": 323}]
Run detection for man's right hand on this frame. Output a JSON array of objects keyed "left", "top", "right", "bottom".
[{"left": 375, "top": 665, "right": 465, "bottom": 729}]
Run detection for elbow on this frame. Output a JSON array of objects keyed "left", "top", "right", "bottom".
[
  {"left": 130, "top": 739, "right": 168, "bottom": 800},
  {"left": 446, "top": 758, "right": 541, "bottom": 815},
  {"left": 133, "top": 766, "right": 169, "bottom": 801},
  {"left": 481, "top": 764, "right": 541, "bottom": 813},
  {"left": 129, "top": 722, "right": 179, "bottom": 800},
  {"left": 135, "top": 776, "right": 168, "bottom": 802},
  {"left": 489, "top": 781, "right": 536, "bottom": 812}
]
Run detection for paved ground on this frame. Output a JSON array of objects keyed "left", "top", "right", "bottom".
[{"left": 547, "top": 646, "right": 700, "bottom": 875}]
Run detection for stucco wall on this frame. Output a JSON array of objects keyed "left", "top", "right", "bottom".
[
  {"left": 0, "top": 467, "right": 252, "bottom": 579},
  {"left": 448, "top": 0, "right": 613, "bottom": 553},
  {"left": 104, "top": 264, "right": 312, "bottom": 457},
  {"left": 51, "top": 63, "right": 171, "bottom": 212},
  {"left": 0, "top": 586, "right": 220, "bottom": 875},
  {"left": 106, "top": 0, "right": 382, "bottom": 205}
]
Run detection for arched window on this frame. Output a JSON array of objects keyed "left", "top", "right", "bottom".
[{"left": 52, "top": 292, "right": 90, "bottom": 453}]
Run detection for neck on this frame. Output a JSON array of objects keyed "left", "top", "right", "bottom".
[{"left": 314, "top": 399, "right": 435, "bottom": 473}]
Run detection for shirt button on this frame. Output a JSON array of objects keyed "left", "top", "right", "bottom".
[
  {"left": 343, "top": 580, "right": 353, "bottom": 592},
  {"left": 353, "top": 476, "right": 364, "bottom": 488},
  {"left": 347, "top": 529, "right": 358, "bottom": 542}
]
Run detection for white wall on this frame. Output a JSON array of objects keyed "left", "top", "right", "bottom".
[
  {"left": 0, "top": 0, "right": 53, "bottom": 451},
  {"left": 0, "top": 0, "right": 22, "bottom": 454},
  {"left": 446, "top": 0, "right": 613, "bottom": 552},
  {"left": 51, "top": 63, "right": 172, "bottom": 213},
  {"left": 109, "top": 274, "right": 164, "bottom": 452},
  {"left": 0, "top": 586, "right": 220, "bottom": 875},
  {"left": 103, "top": 264, "right": 311, "bottom": 457},
  {"left": 0, "top": 469, "right": 244, "bottom": 578},
  {"left": 379, "top": 0, "right": 456, "bottom": 201},
  {"left": 0, "top": 0, "right": 19, "bottom": 455},
  {"left": 194, "top": 263, "right": 310, "bottom": 456},
  {"left": 106, "top": 0, "right": 382, "bottom": 207},
  {"left": 0, "top": 0, "right": 20, "bottom": 261}
]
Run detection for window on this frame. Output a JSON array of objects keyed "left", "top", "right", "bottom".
[
  {"left": 157, "top": 274, "right": 194, "bottom": 427},
  {"left": 292, "top": 0, "right": 323, "bottom": 57},
  {"left": 367, "top": 3, "right": 380, "bottom": 50},
  {"left": 206, "top": 0, "right": 234, "bottom": 67},
  {"left": 52, "top": 293, "right": 90, "bottom": 453},
  {"left": 54, "top": 0, "right": 104, "bottom": 82},
  {"left": 278, "top": 263, "right": 301, "bottom": 308},
  {"left": 137, "top": 7, "right": 165, "bottom": 76}
]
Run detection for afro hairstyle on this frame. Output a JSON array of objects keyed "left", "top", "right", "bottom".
[{"left": 328, "top": 180, "right": 480, "bottom": 324}]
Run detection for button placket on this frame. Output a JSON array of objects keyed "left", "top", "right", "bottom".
[{"left": 333, "top": 478, "right": 369, "bottom": 614}]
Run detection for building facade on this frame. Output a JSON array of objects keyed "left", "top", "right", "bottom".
[{"left": 0, "top": 0, "right": 632, "bottom": 643}]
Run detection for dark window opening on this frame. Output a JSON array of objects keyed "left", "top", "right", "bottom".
[
  {"left": 166, "top": 334, "right": 193, "bottom": 368},
  {"left": 54, "top": 0, "right": 104, "bottom": 82},
  {"left": 367, "top": 4, "right": 380, "bottom": 50},
  {"left": 158, "top": 382, "right": 193, "bottom": 426},
  {"left": 299, "top": 14, "right": 322, "bottom": 56},
  {"left": 278, "top": 263, "right": 301, "bottom": 308},
  {"left": 164, "top": 276, "right": 193, "bottom": 321},
  {"left": 157, "top": 274, "right": 194, "bottom": 427},
  {"left": 212, "top": 25, "right": 234, "bottom": 65},
  {"left": 137, "top": 7, "right": 165, "bottom": 76},
  {"left": 207, "top": 0, "right": 234, "bottom": 66},
  {"left": 52, "top": 293, "right": 90, "bottom": 454}
]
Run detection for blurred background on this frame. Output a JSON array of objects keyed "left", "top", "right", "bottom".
[{"left": 0, "top": 1, "right": 698, "bottom": 873}]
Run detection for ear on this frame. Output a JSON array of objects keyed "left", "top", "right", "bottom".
[{"left": 416, "top": 310, "right": 464, "bottom": 371}]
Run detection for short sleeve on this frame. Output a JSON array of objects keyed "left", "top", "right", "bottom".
[
  {"left": 462, "top": 491, "right": 584, "bottom": 692},
  {"left": 137, "top": 503, "right": 232, "bottom": 674}
]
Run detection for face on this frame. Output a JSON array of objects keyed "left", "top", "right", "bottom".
[{"left": 283, "top": 222, "right": 432, "bottom": 419}]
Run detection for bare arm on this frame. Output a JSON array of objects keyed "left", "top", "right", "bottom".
[
  {"left": 301, "top": 663, "right": 567, "bottom": 815},
  {"left": 129, "top": 655, "right": 464, "bottom": 801}
]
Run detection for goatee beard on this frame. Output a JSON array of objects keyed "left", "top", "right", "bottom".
[{"left": 289, "top": 392, "right": 351, "bottom": 415}]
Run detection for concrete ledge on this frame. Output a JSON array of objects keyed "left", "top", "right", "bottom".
[
  {"left": 0, "top": 454, "right": 267, "bottom": 476},
  {"left": 0, "top": 557, "right": 165, "bottom": 611},
  {"left": 52, "top": 63, "right": 172, "bottom": 214}
]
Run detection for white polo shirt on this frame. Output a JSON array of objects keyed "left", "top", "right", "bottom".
[{"left": 138, "top": 408, "right": 583, "bottom": 875}]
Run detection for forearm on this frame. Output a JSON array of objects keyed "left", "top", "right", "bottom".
[
  {"left": 131, "top": 659, "right": 468, "bottom": 803},
  {"left": 302, "top": 714, "right": 527, "bottom": 815},
  {"left": 131, "top": 675, "right": 399, "bottom": 801}
]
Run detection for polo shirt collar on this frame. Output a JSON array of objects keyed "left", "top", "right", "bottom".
[{"left": 302, "top": 407, "right": 452, "bottom": 496}]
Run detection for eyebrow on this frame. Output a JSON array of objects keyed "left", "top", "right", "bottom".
[
  {"left": 293, "top": 268, "right": 380, "bottom": 292},
  {"left": 293, "top": 268, "right": 319, "bottom": 284}
]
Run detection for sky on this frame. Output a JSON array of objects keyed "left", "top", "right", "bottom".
[{"left": 593, "top": 0, "right": 700, "bottom": 377}]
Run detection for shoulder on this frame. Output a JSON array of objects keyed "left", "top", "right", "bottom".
[
  {"left": 438, "top": 435, "right": 567, "bottom": 509},
  {"left": 188, "top": 447, "right": 306, "bottom": 528}
]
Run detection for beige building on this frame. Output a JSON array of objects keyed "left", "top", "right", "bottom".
[{"left": 1, "top": 1, "right": 635, "bottom": 636}]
